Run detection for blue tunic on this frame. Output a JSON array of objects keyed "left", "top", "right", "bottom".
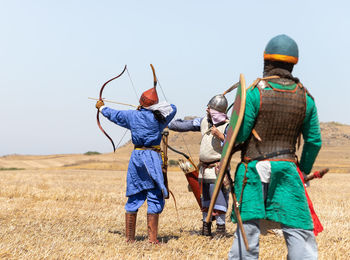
[{"left": 101, "top": 105, "right": 177, "bottom": 197}]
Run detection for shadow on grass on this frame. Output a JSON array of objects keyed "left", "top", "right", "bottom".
[
  {"left": 108, "top": 229, "right": 123, "bottom": 235},
  {"left": 108, "top": 229, "right": 180, "bottom": 243},
  {"left": 188, "top": 228, "right": 234, "bottom": 238}
]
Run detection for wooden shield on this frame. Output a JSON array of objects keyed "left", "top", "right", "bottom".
[{"left": 205, "top": 74, "right": 246, "bottom": 223}]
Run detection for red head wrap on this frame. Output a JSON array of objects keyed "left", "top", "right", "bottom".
[{"left": 139, "top": 87, "right": 159, "bottom": 107}]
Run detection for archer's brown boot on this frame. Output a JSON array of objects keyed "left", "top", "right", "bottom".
[
  {"left": 147, "top": 213, "right": 159, "bottom": 244},
  {"left": 125, "top": 212, "right": 137, "bottom": 242}
]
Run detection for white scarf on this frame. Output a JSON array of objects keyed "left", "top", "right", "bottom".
[{"left": 145, "top": 101, "right": 173, "bottom": 117}]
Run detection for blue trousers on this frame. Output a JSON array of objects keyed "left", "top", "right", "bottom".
[
  {"left": 125, "top": 188, "right": 165, "bottom": 214},
  {"left": 201, "top": 183, "right": 229, "bottom": 213}
]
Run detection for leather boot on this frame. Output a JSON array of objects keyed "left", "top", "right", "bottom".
[
  {"left": 125, "top": 212, "right": 137, "bottom": 242},
  {"left": 216, "top": 224, "right": 226, "bottom": 237},
  {"left": 147, "top": 213, "right": 159, "bottom": 244},
  {"left": 202, "top": 221, "right": 212, "bottom": 236}
]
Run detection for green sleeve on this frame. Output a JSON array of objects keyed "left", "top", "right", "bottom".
[
  {"left": 236, "top": 87, "right": 260, "bottom": 143},
  {"left": 299, "top": 95, "right": 322, "bottom": 174}
]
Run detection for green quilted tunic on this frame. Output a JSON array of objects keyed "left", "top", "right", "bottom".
[{"left": 231, "top": 81, "right": 322, "bottom": 230}]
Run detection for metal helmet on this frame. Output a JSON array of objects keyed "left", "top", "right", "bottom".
[
  {"left": 207, "top": 94, "right": 228, "bottom": 113},
  {"left": 264, "top": 34, "right": 299, "bottom": 64}
]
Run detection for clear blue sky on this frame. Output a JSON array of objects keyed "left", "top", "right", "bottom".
[{"left": 1, "top": 0, "right": 349, "bottom": 155}]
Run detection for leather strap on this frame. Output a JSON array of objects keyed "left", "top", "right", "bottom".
[{"left": 244, "top": 148, "right": 296, "bottom": 162}]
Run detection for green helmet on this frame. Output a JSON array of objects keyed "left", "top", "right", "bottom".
[{"left": 264, "top": 34, "right": 299, "bottom": 64}]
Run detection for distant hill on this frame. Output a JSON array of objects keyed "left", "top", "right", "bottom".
[
  {"left": 320, "top": 122, "right": 350, "bottom": 146},
  {"left": 1, "top": 122, "right": 349, "bottom": 173},
  {"left": 315, "top": 122, "right": 350, "bottom": 173}
]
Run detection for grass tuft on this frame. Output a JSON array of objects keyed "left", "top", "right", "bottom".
[
  {"left": 0, "top": 167, "right": 24, "bottom": 171},
  {"left": 84, "top": 151, "right": 101, "bottom": 155}
]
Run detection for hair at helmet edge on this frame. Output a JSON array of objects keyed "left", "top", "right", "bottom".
[
  {"left": 139, "top": 87, "right": 159, "bottom": 107},
  {"left": 264, "top": 34, "right": 299, "bottom": 64},
  {"left": 207, "top": 94, "right": 228, "bottom": 113}
]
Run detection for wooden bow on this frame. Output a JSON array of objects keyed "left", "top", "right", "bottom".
[
  {"left": 150, "top": 64, "right": 157, "bottom": 89},
  {"left": 97, "top": 65, "right": 127, "bottom": 152}
]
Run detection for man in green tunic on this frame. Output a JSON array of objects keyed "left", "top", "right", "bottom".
[{"left": 228, "top": 34, "right": 322, "bottom": 259}]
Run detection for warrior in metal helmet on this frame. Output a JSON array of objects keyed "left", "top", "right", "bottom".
[
  {"left": 207, "top": 94, "right": 228, "bottom": 113},
  {"left": 169, "top": 93, "right": 230, "bottom": 237},
  {"left": 228, "top": 35, "right": 322, "bottom": 259}
]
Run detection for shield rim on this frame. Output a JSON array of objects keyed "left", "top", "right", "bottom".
[{"left": 205, "top": 73, "right": 246, "bottom": 223}]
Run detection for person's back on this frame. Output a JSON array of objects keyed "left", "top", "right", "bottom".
[
  {"left": 228, "top": 34, "right": 322, "bottom": 260},
  {"left": 96, "top": 77, "right": 177, "bottom": 244},
  {"left": 243, "top": 79, "right": 307, "bottom": 162},
  {"left": 103, "top": 104, "right": 176, "bottom": 147}
]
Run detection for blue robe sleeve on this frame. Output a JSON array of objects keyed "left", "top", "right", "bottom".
[
  {"left": 168, "top": 117, "right": 202, "bottom": 132},
  {"left": 101, "top": 107, "right": 132, "bottom": 129}
]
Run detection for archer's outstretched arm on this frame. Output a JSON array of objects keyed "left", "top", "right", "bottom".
[
  {"left": 168, "top": 118, "right": 202, "bottom": 132},
  {"left": 99, "top": 106, "right": 132, "bottom": 130}
]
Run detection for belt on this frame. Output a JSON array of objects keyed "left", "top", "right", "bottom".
[
  {"left": 199, "top": 160, "right": 220, "bottom": 169},
  {"left": 243, "top": 148, "right": 296, "bottom": 163},
  {"left": 134, "top": 145, "right": 161, "bottom": 152}
]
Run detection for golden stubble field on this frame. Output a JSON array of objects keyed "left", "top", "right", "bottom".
[
  {"left": 0, "top": 168, "right": 349, "bottom": 259},
  {"left": 1, "top": 122, "right": 349, "bottom": 259}
]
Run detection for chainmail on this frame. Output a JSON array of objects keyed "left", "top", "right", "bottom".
[{"left": 263, "top": 60, "right": 300, "bottom": 84}]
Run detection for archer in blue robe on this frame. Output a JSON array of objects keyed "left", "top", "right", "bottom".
[{"left": 100, "top": 104, "right": 177, "bottom": 213}]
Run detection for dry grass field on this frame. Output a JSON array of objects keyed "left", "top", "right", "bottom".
[
  {"left": 1, "top": 122, "right": 349, "bottom": 259},
  {"left": 0, "top": 168, "right": 349, "bottom": 259}
]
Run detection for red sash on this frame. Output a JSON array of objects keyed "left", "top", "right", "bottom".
[{"left": 296, "top": 166, "right": 323, "bottom": 236}]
